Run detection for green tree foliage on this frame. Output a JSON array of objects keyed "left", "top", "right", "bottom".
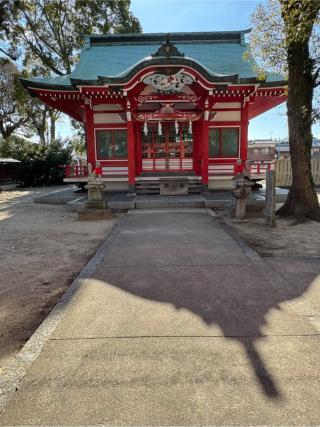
[
  {"left": 249, "top": 0, "right": 320, "bottom": 222},
  {"left": 0, "top": 0, "right": 141, "bottom": 147},
  {"left": 69, "top": 118, "right": 87, "bottom": 156},
  {"left": 0, "top": 0, "right": 142, "bottom": 75},
  {"left": 0, "top": 59, "right": 57, "bottom": 144},
  {"left": 250, "top": 0, "right": 320, "bottom": 119},
  {"left": 0, "top": 136, "right": 72, "bottom": 186},
  {"left": 0, "top": 58, "right": 30, "bottom": 139}
]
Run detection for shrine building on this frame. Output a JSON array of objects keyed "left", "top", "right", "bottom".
[{"left": 21, "top": 30, "right": 287, "bottom": 193}]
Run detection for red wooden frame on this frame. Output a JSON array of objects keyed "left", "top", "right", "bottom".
[
  {"left": 140, "top": 122, "right": 194, "bottom": 173},
  {"left": 85, "top": 105, "right": 95, "bottom": 166},
  {"left": 127, "top": 118, "right": 136, "bottom": 186}
]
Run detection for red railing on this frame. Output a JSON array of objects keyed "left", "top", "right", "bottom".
[
  {"left": 65, "top": 165, "right": 88, "bottom": 178},
  {"left": 208, "top": 160, "right": 274, "bottom": 177},
  {"left": 64, "top": 161, "right": 274, "bottom": 179},
  {"left": 249, "top": 161, "right": 274, "bottom": 176}
]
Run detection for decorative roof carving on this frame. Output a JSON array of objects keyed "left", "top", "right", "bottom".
[
  {"left": 151, "top": 35, "right": 184, "bottom": 58},
  {"left": 135, "top": 103, "right": 201, "bottom": 122},
  {"left": 143, "top": 71, "right": 193, "bottom": 93},
  {"left": 136, "top": 94, "right": 200, "bottom": 106}
]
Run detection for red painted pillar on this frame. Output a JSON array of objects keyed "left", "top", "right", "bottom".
[
  {"left": 201, "top": 113, "right": 210, "bottom": 192},
  {"left": 126, "top": 111, "right": 136, "bottom": 193},
  {"left": 240, "top": 101, "right": 249, "bottom": 161},
  {"left": 85, "top": 104, "right": 95, "bottom": 168},
  {"left": 193, "top": 123, "right": 200, "bottom": 175},
  {"left": 135, "top": 123, "right": 142, "bottom": 175}
]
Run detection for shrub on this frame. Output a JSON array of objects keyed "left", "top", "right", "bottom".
[{"left": 0, "top": 136, "right": 72, "bottom": 187}]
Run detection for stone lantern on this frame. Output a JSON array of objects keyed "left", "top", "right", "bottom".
[
  {"left": 85, "top": 162, "right": 107, "bottom": 209},
  {"left": 231, "top": 173, "right": 254, "bottom": 220}
]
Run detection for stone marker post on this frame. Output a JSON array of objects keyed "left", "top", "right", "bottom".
[{"left": 265, "top": 169, "right": 276, "bottom": 227}]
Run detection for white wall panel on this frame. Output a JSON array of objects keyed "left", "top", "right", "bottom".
[
  {"left": 93, "top": 104, "right": 123, "bottom": 111},
  {"left": 213, "top": 111, "right": 241, "bottom": 121},
  {"left": 93, "top": 113, "right": 125, "bottom": 124},
  {"left": 214, "top": 102, "right": 241, "bottom": 109}
]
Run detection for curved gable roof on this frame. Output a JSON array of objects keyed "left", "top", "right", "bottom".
[{"left": 21, "top": 30, "right": 285, "bottom": 90}]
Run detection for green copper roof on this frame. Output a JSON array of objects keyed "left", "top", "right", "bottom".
[{"left": 22, "top": 31, "right": 284, "bottom": 89}]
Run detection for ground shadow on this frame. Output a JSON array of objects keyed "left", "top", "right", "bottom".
[{"left": 91, "top": 212, "right": 320, "bottom": 399}]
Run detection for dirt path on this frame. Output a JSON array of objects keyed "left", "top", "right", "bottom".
[
  {"left": 0, "top": 186, "right": 116, "bottom": 372},
  {"left": 221, "top": 211, "right": 320, "bottom": 257}
]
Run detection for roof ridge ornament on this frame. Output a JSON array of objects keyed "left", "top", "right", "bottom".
[{"left": 151, "top": 34, "right": 184, "bottom": 58}]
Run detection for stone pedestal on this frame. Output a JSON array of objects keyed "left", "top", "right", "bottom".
[
  {"left": 159, "top": 178, "right": 188, "bottom": 196},
  {"left": 231, "top": 175, "right": 254, "bottom": 220},
  {"left": 78, "top": 208, "right": 113, "bottom": 220},
  {"left": 233, "top": 192, "right": 248, "bottom": 220},
  {"left": 85, "top": 182, "right": 106, "bottom": 209},
  {"left": 77, "top": 179, "right": 112, "bottom": 220}
]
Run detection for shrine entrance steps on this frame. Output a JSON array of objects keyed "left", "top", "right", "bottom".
[
  {"left": 108, "top": 194, "right": 235, "bottom": 210},
  {"left": 105, "top": 188, "right": 288, "bottom": 211},
  {"left": 134, "top": 194, "right": 206, "bottom": 209},
  {"left": 135, "top": 177, "right": 202, "bottom": 195},
  {"left": 32, "top": 185, "right": 289, "bottom": 212}
]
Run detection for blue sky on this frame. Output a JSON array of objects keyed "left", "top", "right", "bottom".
[{"left": 126, "top": 0, "right": 319, "bottom": 140}]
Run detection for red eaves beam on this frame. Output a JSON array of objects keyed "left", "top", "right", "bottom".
[{"left": 248, "top": 89, "right": 287, "bottom": 119}]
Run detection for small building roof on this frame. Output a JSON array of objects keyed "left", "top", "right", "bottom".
[
  {"left": 21, "top": 30, "right": 285, "bottom": 90},
  {"left": 0, "top": 158, "right": 21, "bottom": 163},
  {"left": 279, "top": 136, "right": 320, "bottom": 147},
  {"left": 248, "top": 139, "right": 275, "bottom": 147}
]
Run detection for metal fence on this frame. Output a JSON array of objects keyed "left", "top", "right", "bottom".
[{"left": 275, "top": 158, "right": 320, "bottom": 186}]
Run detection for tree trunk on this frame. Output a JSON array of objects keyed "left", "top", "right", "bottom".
[
  {"left": 0, "top": 122, "right": 13, "bottom": 140},
  {"left": 37, "top": 129, "right": 46, "bottom": 145},
  {"left": 50, "top": 115, "right": 56, "bottom": 143},
  {"left": 36, "top": 109, "right": 47, "bottom": 145},
  {"left": 277, "top": 21, "right": 320, "bottom": 222}
]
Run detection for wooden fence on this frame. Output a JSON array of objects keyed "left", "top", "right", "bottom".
[{"left": 275, "top": 158, "right": 320, "bottom": 186}]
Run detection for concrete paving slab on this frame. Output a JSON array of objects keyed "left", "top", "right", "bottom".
[
  {"left": 33, "top": 186, "right": 82, "bottom": 205},
  {"left": 100, "top": 210, "right": 249, "bottom": 267},
  {"left": 266, "top": 257, "right": 320, "bottom": 311},
  {"left": 52, "top": 265, "right": 317, "bottom": 340},
  {"left": 34, "top": 194, "right": 80, "bottom": 204},
  {"left": 1, "top": 336, "right": 320, "bottom": 425}
]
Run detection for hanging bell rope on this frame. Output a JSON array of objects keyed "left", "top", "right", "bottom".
[
  {"left": 158, "top": 121, "right": 162, "bottom": 136},
  {"left": 143, "top": 121, "right": 148, "bottom": 136},
  {"left": 175, "top": 120, "right": 179, "bottom": 135}
]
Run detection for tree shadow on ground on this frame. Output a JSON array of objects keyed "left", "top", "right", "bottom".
[
  {"left": 96, "top": 265, "right": 299, "bottom": 398},
  {"left": 92, "top": 212, "right": 320, "bottom": 400}
]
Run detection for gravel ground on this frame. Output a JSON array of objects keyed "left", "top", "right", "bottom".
[{"left": 0, "top": 186, "right": 116, "bottom": 372}]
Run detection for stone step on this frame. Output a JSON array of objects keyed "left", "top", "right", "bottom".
[
  {"left": 135, "top": 179, "right": 202, "bottom": 195},
  {"left": 134, "top": 199, "right": 206, "bottom": 209}
]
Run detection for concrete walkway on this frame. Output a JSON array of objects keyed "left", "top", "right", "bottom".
[{"left": 1, "top": 209, "right": 320, "bottom": 425}]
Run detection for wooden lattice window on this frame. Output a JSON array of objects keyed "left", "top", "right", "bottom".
[
  {"left": 96, "top": 129, "right": 128, "bottom": 159},
  {"left": 209, "top": 128, "right": 239, "bottom": 158}
]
